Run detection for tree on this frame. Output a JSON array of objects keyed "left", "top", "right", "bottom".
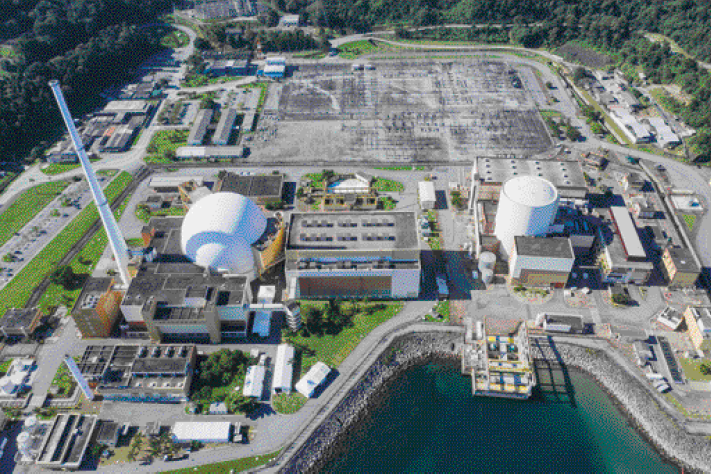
[
  {"left": 573, "top": 67, "right": 588, "bottom": 84},
  {"left": 50, "top": 265, "right": 76, "bottom": 288},
  {"left": 700, "top": 362, "right": 711, "bottom": 376},
  {"left": 611, "top": 293, "right": 631, "bottom": 306},
  {"left": 304, "top": 306, "right": 324, "bottom": 334},
  {"left": 566, "top": 125, "right": 582, "bottom": 141},
  {"left": 194, "top": 37, "right": 210, "bottom": 50},
  {"left": 148, "top": 438, "right": 162, "bottom": 459},
  {"left": 225, "top": 392, "right": 258, "bottom": 414}
]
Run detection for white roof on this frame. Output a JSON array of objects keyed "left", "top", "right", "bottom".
[
  {"left": 257, "top": 285, "right": 276, "bottom": 303},
  {"left": 149, "top": 175, "right": 204, "bottom": 188},
  {"left": 264, "top": 64, "right": 286, "bottom": 74},
  {"left": 171, "top": 422, "right": 231, "bottom": 442},
  {"left": 243, "top": 365, "right": 266, "bottom": 398},
  {"left": 104, "top": 100, "right": 148, "bottom": 112},
  {"left": 266, "top": 56, "right": 286, "bottom": 65},
  {"left": 610, "top": 206, "right": 646, "bottom": 259},
  {"left": 252, "top": 312, "right": 271, "bottom": 337},
  {"left": 502, "top": 176, "right": 558, "bottom": 207},
  {"left": 418, "top": 181, "right": 436, "bottom": 202},
  {"left": 273, "top": 344, "right": 295, "bottom": 392},
  {"left": 295, "top": 362, "right": 330, "bottom": 398},
  {"left": 609, "top": 106, "right": 652, "bottom": 141},
  {"left": 175, "top": 146, "right": 207, "bottom": 158},
  {"left": 181, "top": 192, "right": 266, "bottom": 274},
  {"left": 647, "top": 117, "right": 680, "bottom": 146}
]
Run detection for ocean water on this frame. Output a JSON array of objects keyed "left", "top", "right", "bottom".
[{"left": 324, "top": 363, "right": 677, "bottom": 473}]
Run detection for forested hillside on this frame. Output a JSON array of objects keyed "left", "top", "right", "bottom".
[{"left": 0, "top": 0, "right": 171, "bottom": 162}]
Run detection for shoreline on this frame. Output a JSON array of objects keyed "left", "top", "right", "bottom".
[{"left": 278, "top": 331, "right": 711, "bottom": 474}]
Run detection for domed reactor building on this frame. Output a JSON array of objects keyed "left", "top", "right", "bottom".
[{"left": 120, "top": 191, "right": 288, "bottom": 344}]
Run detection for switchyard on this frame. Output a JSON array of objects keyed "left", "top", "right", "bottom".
[{"left": 249, "top": 60, "right": 552, "bottom": 164}]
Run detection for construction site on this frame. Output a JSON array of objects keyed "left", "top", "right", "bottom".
[{"left": 249, "top": 60, "right": 552, "bottom": 164}]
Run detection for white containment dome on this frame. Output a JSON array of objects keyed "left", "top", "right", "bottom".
[
  {"left": 494, "top": 175, "right": 559, "bottom": 257},
  {"left": 181, "top": 192, "right": 267, "bottom": 275}
]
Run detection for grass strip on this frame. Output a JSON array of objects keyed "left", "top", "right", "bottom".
[
  {"left": 0, "top": 181, "right": 69, "bottom": 246},
  {"left": 0, "top": 172, "right": 132, "bottom": 315},
  {"left": 162, "top": 449, "right": 281, "bottom": 474}
]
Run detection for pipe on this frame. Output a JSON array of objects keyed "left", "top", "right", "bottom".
[{"left": 48, "top": 80, "right": 131, "bottom": 287}]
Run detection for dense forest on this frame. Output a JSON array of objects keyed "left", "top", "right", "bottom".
[{"left": 0, "top": 0, "right": 172, "bottom": 162}]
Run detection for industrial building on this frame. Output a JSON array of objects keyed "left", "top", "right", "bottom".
[
  {"left": 597, "top": 206, "right": 653, "bottom": 284},
  {"left": 661, "top": 247, "right": 701, "bottom": 288},
  {"left": 296, "top": 362, "right": 331, "bottom": 398},
  {"left": 494, "top": 175, "right": 560, "bottom": 258},
  {"left": 212, "top": 108, "right": 238, "bottom": 145},
  {"left": 608, "top": 106, "right": 652, "bottom": 144},
  {"left": 122, "top": 202, "right": 287, "bottom": 342},
  {"left": 647, "top": 117, "right": 681, "bottom": 148},
  {"left": 0, "top": 308, "right": 42, "bottom": 339},
  {"left": 35, "top": 414, "right": 98, "bottom": 471},
  {"left": 418, "top": 181, "right": 436, "bottom": 209},
  {"left": 243, "top": 364, "right": 266, "bottom": 398},
  {"left": 149, "top": 176, "right": 205, "bottom": 194},
  {"left": 214, "top": 172, "right": 284, "bottom": 204},
  {"left": 684, "top": 306, "right": 711, "bottom": 351},
  {"left": 188, "top": 109, "right": 214, "bottom": 146},
  {"left": 273, "top": 344, "right": 295, "bottom": 394},
  {"left": 72, "top": 278, "right": 123, "bottom": 338},
  {"left": 285, "top": 212, "right": 421, "bottom": 299},
  {"left": 622, "top": 172, "right": 645, "bottom": 192},
  {"left": 263, "top": 56, "right": 286, "bottom": 78},
  {"left": 76, "top": 344, "right": 196, "bottom": 402},
  {"left": 171, "top": 422, "right": 234, "bottom": 443},
  {"left": 95, "top": 421, "right": 120, "bottom": 448},
  {"left": 509, "top": 236, "right": 575, "bottom": 288},
  {"left": 175, "top": 146, "right": 245, "bottom": 160},
  {"left": 535, "top": 313, "right": 584, "bottom": 333},
  {"left": 99, "top": 116, "right": 143, "bottom": 152}
]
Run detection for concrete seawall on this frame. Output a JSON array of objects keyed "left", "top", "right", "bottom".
[{"left": 278, "top": 331, "right": 711, "bottom": 474}]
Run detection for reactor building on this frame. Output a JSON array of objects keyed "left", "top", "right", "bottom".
[{"left": 494, "top": 175, "right": 560, "bottom": 258}]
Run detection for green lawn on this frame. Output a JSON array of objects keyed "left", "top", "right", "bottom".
[
  {"left": 0, "top": 172, "right": 132, "bottom": 316},
  {"left": 37, "top": 190, "right": 132, "bottom": 313},
  {"left": 682, "top": 214, "right": 697, "bottom": 231},
  {"left": 303, "top": 172, "right": 326, "bottom": 188},
  {"left": 425, "top": 300, "right": 450, "bottom": 323},
  {"left": 135, "top": 204, "right": 187, "bottom": 223},
  {"left": 144, "top": 129, "right": 189, "bottom": 163},
  {"left": 379, "top": 196, "right": 397, "bottom": 210},
  {"left": 284, "top": 301, "right": 403, "bottom": 374},
  {"left": 272, "top": 393, "right": 308, "bottom": 414},
  {"left": 125, "top": 238, "right": 145, "bottom": 247},
  {"left": 0, "top": 181, "right": 69, "bottom": 247},
  {"left": 679, "top": 357, "right": 711, "bottom": 382},
  {"left": 49, "top": 358, "right": 78, "bottom": 397},
  {"left": 373, "top": 177, "right": 404, "bottom": 192},
  {"left": 41, "top": 157, "right": 101, "bottom": 176},
  {"left": 338, "top": 40, "right": 381, "bottom": 59},
  {"left": 161, "top": 29, "right": 190, "bottom": 49},
  {"left": 539, "top": 109, "right": 563, "bottom": 118},
  {"left": 0, "top": 358, "right": 13, "bottom": 376},
  {"left": 162, "top": 450, "right": 281, "bottom": 474}
]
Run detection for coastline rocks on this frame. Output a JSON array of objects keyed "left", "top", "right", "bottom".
[
  {"left": 282, "top": 332, "right": 461, "bottom": 473},
  {"left": 532, "top": 342, "right": 711, "bottom": 474},
  {"left": 281, "top": 333, "right": 711, "bottom": 474}
]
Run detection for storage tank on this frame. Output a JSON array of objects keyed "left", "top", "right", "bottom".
[
  {"left": 478, "top": 251, "right": 496, "bottom": 271},
  {"left": 481, "top": 268, "right": 494, "bottom": 285},
  {"left": 494, "top": 175, "right": 559, "bottom": 257}
]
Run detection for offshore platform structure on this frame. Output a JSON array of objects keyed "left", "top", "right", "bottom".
[{"left": 49, "top": 80, "right": 132, "bottom": 287}]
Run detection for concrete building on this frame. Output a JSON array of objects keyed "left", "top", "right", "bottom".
[
  {"left": 72, "top": 278, "right": 123, "bottom": 338},
  {"left": 633, "top": 201, "right": 656, "bottom": 219},
  {"left": 535, "top": 312, "right": 584, "bottom": 333},
  {"left": 273, "top": 344, "right": 295, "bottom": 394},
  {"left": 582, "top": 150, "right": 607, "bottom": 169},
  {"left": 494, "top": 176, "right": 560, "bottom": 258},
  {"left": 214, "top": 172, "right": 284, "bottom": 204},
  {"left": 633, "top": 341, "right": 654, "bottom": 366},
  {"left": 509, "top": 237, "right": 574, "bottom": 288},
  {"left": 263, "top": 56, "right": 286, "bottom": 78},
  {"left": 188, "top": 109, "right": 213, "bottom": 146},
  {"left": 95, "top": 421, "right": 120, "bottom": 448},
  {"left": 684, "top": 306, "right": 711, "bottom": 351},
  {"left": 149, "top": 176, "right": 205, "bottom": 194},
  {"left": 285, "top": 212, "right": 421, "bottom": 299},
  {"left": 662, "top": 247, "right": 701, "bottom": 288},
  {"left": 0, "top": 308, "right": 42, "bottom": 339},
  {"left": 597, "top": 207, "right": 653, "bottom": 284},
  {"left": 35, "top": 414, "right": 98, "bottom": 471},
  {"left": 171, "top": 422, "right": 232, "bottom": 443},
  {"left": 175, "top": 146, "right": 246, "bottom": 160},
  {"left": 657, "top": 306, "right": 684, "bottom": 330},
  {"left": 418, "top": 181, "right": 436, "bottom": 210},
  {"left": 622, "top": 172, "right": 645, "bottom": 192},
  {"left": 76, "top": 344, "right": 196, "bottom": 402},
  {"left": 296, "top": 362, "right": 331, "bottom": 398},
  {"left": 99, "top": 117, "right": 142, "bottom": 152},
  {"left": 212, "top": 108, "right": 238, "bottom": 145},
  {"left": 608, "top": 106, "right": 652, "bottom": 144},
  {"left": 243, "top": 365, "right": 266, "bottom": 398},
  {"left": 647, "top": 117, "right": 681, "bottom": 148}
]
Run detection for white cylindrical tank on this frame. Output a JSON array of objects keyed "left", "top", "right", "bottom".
[
  {"left": 478, "top": 251, "right": 496, "bottom": 271},
  {"left": 481, "top": 268, "right": 494, "bottom": 285},
  {"left": 494, "top": 175, "right": 559, "bottom": 257}
]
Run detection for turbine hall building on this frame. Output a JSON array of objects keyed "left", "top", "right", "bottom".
[{"left": 285, "top": 212, "right": 421, "bottom": 299}]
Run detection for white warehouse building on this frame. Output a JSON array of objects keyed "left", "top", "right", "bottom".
[{"left": 494, "top": 176, "right": 560, "bottom": 258}]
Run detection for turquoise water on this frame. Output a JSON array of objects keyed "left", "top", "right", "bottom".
[{"left": 325, "top": 363, "right": 677, "bottom": 473}]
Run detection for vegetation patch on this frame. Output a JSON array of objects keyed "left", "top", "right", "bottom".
[
  {"left": 162, "top": 449, "right": 281, "bottom": 474},
  {"left": 0, "top": 172, "right": 132, "bottom": 316},
  {"left": 135, "top": 204, "right": 187, "bottom": 223},
  {"left": 0, "top": 180, "right": 69, "bottom": 247},
  {"left": 679, "top": 357, "right": 711, "bottom": 382},
  {"left": 48, "top": 357, "right": 78, "bottom": 398},
  {"left": 272, "top": 392, "right": 308, "bottom": 414},
  {"left": 338, "top": 40, "right": 381, "bottom": 59},
  {"left": 160, "top": 29, "right": 190, "bottom": 49},
  {"left": 284, "top": 300, "right": 403, "bottom": 374},
  {"left": 0, "top": 358, "right": 13, "bottom": 376},
  {"left": 41, "top": 157, "right": 101, "bottom": 176},
  {"left": 425, "top": 300, "right": 450, "bottom": 322},
  {"left": 682, "top": 214, "right": 697, "bottom": 231},
  {"left": 372, "top": 177, "right": 404, "bottom": 192},
  {"left": 190, "top": 349, "right": 258, "bottom": 415},
  {"left": 145, "top": 129, "right": 189, "bottom": 163}
]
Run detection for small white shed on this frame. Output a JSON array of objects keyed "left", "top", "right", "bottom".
[
  {"left": 418, "top": 181, "right": 436, "bottom": 210},
  {"left": 295, "top": 362, "right": 331, "bottom": 398},
  {"left": 273, "top": 344, "right": 295, "bottom": 394}
]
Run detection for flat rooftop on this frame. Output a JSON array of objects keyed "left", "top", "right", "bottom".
[
  {"left": 287, "top": 212, "right": 419, "bottom": 251},
  {"left": 73, "top": 277, "right": 113, "bottom": 313},
  {"left": 477, "top": 157, "right": 587, "bottom": 197},
  {"left": 609, "top": 206, "right": 647, "bottom": 260},
  {"left": 123, "top": 218, "right": 248, "bottom": 307},
  {"left": 514, "top": 236, "right": 574, "bottom": 259},
  {"left": 36, "top": 414, "right": 97, "bottom": 467},
  {"left": 666, "top": 247, "right": 701, "bottom": 273},
  {"left": 216, "top": 173, "right": 284, "bottom": 198},
  {"left": 0, "top": 307, "right": 40, "bottom": 330}
]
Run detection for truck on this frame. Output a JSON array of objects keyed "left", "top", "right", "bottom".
[{"left": 436, "top": 274, "right": 449, "bottom": 300}]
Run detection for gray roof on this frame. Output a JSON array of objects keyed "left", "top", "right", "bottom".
[
  {"left": 477, "top": 157, "right": 587, "bottom": 198},
  {"left": 0, "top": 308, "right": 40, "bottom": 330},
  {"left": 96, "top": 421, "right": 120, "bottom": 444},
  {"left": 188, "top": 109, "right": 213, "bottom": 145},
  {"left": 514, "top": 236, "right": 574, "bottom": 259},
  {"left": 217, "top": 173, "right": 283, "bottom": 198},
  {"left": 666, "top": 247, "right": 701, "bottom": 273},
  {"left": 213, "top": 108, "right": 238, "bottom": 145},
  {"left": 287, "top": 212, "right": 419, "bottom": 251},
  {"left": 36, "top": 414, "right": 98, "bottom": 468},
  {"left": 122, "top": 218, "right": 248, "bottom": 307},
  {"left": 546, "top": 314, "right": 584, "bottom": 331}
]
